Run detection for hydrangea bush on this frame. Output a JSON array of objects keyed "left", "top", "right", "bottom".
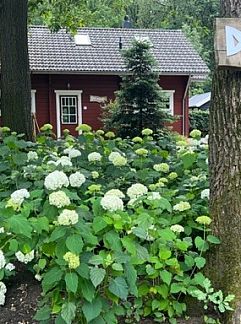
[{"left": 0, "top": 126, "right": 233, "bottom": 323}]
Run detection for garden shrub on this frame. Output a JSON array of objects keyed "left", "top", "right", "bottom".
[
  {"left": 0, "top": 126, "right": 233, "bottom": 323},
  {"left": 189, "top": 109, "right": 209, "bottom": 136}
]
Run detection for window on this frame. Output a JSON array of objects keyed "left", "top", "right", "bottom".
[
  {"left": 161, "top": 90, "right": 175, "bottom": 116},
  {"left": 74, "top": 34, "right": 91, "bottom": 45},
  {"left": 60, "top": 96, "right": 78, "bottom": 124}
]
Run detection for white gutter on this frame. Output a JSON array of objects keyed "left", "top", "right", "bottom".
[{"left": 182, "top": 76, "right": 191, "bottom": 136}]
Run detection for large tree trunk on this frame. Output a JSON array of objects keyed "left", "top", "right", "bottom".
[
  {"left": 208, "top": 1, "right": 241, "bottom": 323},
  {"left": 0, "top": 0, "right": 32, "bottom": 140}
]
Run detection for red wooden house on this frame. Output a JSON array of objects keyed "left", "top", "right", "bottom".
[{"left": 28, "top": 26, "right": 208, "bottom": 137}]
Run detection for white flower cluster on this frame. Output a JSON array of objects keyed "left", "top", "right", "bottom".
[
  {"left": 0, "top": 250, "right": 6, "bottom": 269},
  {"left": 5, "top": 263, "right": 15, "bottom": 271},
  {"left": 91, "top": 171, "right": 99, "bottom": 179},
  {"left": 27, "top": 151, "right": 38, "bottom": 162},
  {"left": 108, "top": 152, "right": 127, "bottom": 166},
  {"left": 64, "top": 148, "right": 81, "bottom": 159},
  {"left": 44, "top": 171, "right": 69, "bottom": 191},
  {"left": 108, "top": 152, "right": 121, "bottom": 162},
  {"left": 0, "top": 227, "right": 4, "bottom": 234},
  {"left": 0, "top": 282, "right": 7, "bottom": 305},
  {"left": 170, "top": 224, "right": 185, "bottom": 233},
  {"left": 127, "top": 183, "right": 148, "bottom": 199},
  {"left": 105, "top": 189, "right": 125, "bottom": 198},
  {"left": 15, "top": 250, "right": 34, "bottom": 264},
  {"left": 201, "top": 189, "right": 210, "bottom": 199},
  {"left": 56, "top": 156, "right": 73, "bottom": 167},
  {"left": 58, "top": 209, "right": 79, "bottom": 225},
  {"left": 100, "top": 195, "right": 124, "bottom": 212},
  {"left": 11, "top": 189, "right": 30, "bottom": 205},
  {"left": 153, "top": 163, "right": 170, "bottom": 173},
  {"left": 173, "top": 201, "right": 191, "bottom": 212},
  {"left": 69, "top": 172, "right": 86, "bottom": 187},
  {"left": 147, "top": 192, "right": 161, "bottom": 201},
  {"left": 88, "top": 152, "right": 102, "bottom": 162},
  {"left": 0, "top": 250, "right": 15, "bottom": 272},
  {"left": 49, "top": 191, "right": 71, "bottom": 208}
]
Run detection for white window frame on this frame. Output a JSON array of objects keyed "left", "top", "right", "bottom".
[
  {"left": 161, "top": 90, "right": 175, "bottom": 116},
  {"left": 0, "top": 89, "right": 36, "bottom": 116},
  {"left": 55, "top": 90, "right": 83, "bottom": 138}
]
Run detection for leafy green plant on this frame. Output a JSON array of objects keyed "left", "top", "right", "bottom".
[
  {"left": 0, "top": 126, "right": 233, "bottom": 323},
  {"left": 189, "top": 109, "right": 209, "bottom": 136}
]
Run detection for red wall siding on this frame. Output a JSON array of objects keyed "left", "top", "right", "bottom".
[
  {"left": 159, "top": 75, "right": 189, "bottom": 135},
  {"left": 31, "top": 75, "right": 50, "bottom": 128},
  {"left": 31, "top": 74, "right": 189, "bottom": 136}
]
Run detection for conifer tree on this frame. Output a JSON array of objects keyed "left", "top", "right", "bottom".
[{"left": 104, "top": 40, "right": 169, "bottom": 138}]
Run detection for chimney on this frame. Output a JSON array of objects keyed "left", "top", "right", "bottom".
[
  {"left": 122, "top": 15, "right": 132, "bottom": 28},
  {"left": 119, "top": 37, "right": 122, "bottom": 50}
]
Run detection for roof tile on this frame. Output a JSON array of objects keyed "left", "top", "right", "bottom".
[{"left": 28, "top": 26, "right": 209, "bottom": 75}]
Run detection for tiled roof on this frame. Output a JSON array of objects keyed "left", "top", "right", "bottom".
[{"left": 28, "top": 26, "right": 209, "bottom": 76}]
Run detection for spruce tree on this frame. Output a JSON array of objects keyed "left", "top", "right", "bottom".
[{"left": 105, "top": 39, "right": 169, "bottom": 138}]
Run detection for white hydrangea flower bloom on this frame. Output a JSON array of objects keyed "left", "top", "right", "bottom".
[
  {"left": 201, "top": 189, "right": 210, "bottom": 199},
  {"left": 49, "top": 191, "right": 71, "bottom": 208},
  {"left": 108, "top": 152, "right": 122, "bottom": 162},
  {"left": 35, "top": 274, "right": 42, "bottom": 281},
  {"left": 5, "top": 263, "right": 15, "bottom": 271},
  {"left": 56, "top": 156, "right": 72, "bottom": 167},
  {"left": 15, "top": 250, "right": 34, "bottom": 264},
  {"left": 68, "top": 148, "right": 81, "bottom": 159},
  {"left": 58, "top": 210, "right": 79, "bottom": 225},
  {"left": 69, "top": 172, "right": 86, "bottom": 187},
  {"left": 153, "top": 163, "right": 170, "bottom": 173},
  {"left": 0, "top": 227, "right": 4, "bottom": 234},
  {"left": 88, "top": 152, "right": 102, "bottom": 162},
  {"left": 0, "top": 282, "right": 7, "bottom": 305},
  {"left": 170, "top": 224, "right": 185, "bottom": 233},
  {"left": 44, "top": 171, "right": 69, "bottom": 191},
  {"left": 147, "top": 192, "right": 161, "bottom": 200},
  {"left": 112, "top": 156, "right": 127, "bottom": 167},
  {"left": 27, "top": 151, "right": 38, "bottom": 162},
  {"left": 200, "top": 135, "right": 209, "bottom": 145},
  {"left": 105, "top": 189, "right": 125, "bottom": 198},
  {"left": 127, "top": 198, "right": 138, "bottom": 207},
  {"left": 0, "top": 250, "right": 6, "bottom": 269},
  {"left": 127, "top": 183, "right": 148, "bottom": 199},
  {"left": 100, "top": 195, "right": 124, "bottom": 212},
  {"left": 11, "top": 189, "right": 30, "bottom": 205},
  {"left": 63, "top": 148, "right": 71, "bottom": 155},
  {"left": 91, "top": 171, "right": 99, "bottom": 179},
  {"left": 173, "top": 201, "right": 191, "bottom": 212}
]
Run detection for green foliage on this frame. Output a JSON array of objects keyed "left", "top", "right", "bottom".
[
  {"left": 189, "top": 109, "right": 209, "bottom": 136},
  {"left": 0, "top": 126, "right": 233, "bottom": 323},
  {"left": 102, "top": 40, "right": 170, "bottom": 137}
]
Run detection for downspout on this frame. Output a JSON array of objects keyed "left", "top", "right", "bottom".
[{"left": 182, "top": 75, "right": 191, "bottom": 136}]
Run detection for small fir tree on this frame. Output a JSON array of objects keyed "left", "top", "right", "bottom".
[{"left": 103, "top": 39, "right": 170, "bottom": 137}]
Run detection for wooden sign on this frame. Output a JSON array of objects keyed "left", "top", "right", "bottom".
[
  {"left": 215, "top": 18, "right": 241, "bottom": 68},
  {"left": 90, "top": 95, "right": 107, "bottom": 103}
]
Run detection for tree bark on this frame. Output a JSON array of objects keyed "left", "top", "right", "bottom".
[
  {"left": 208, "top": 1, "right": 241, "bottom": 323},
  {"left": 0, "top": 0, "right": 32, "bottom": 140}
]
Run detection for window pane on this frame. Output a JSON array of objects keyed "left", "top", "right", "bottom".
[
  {"left": 62, "top": 115, "right": 69, "bottom": 123},
  {"left": 70, "top": 115, "right": 77, "bottom": 123},
  {"left": 70, "top": 106, "right": 76, "bottom": 114}
]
